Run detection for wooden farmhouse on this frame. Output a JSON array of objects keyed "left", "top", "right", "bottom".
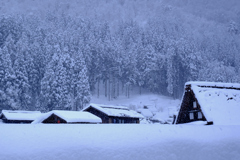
[
  {"left": 83, "top": 103, "right": 144, "bottom": 124},
  {"left": 32, "top": 110, "right": 102, "bottom": 124},
  {"left": 0, "top": 110, "right": 42, "bottom": 123},
  {"left": 175, "top": 81, "right": 240, "bottom": 125}
]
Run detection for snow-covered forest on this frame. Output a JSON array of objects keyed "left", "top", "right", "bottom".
[{"left": 0, "top": 0, "right": 240, "bottom": 111}]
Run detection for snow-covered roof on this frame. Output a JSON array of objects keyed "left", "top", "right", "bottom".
[
  {"left": 137, "top": 108, "right": 153, "bottom": 118},
  {"left": 84, "top": 103, "right": 144, "bottom": 119},
  {"left": 188, "top": 82, "right": 240, "bottom": 125},
  {"left": 0, "top": 110, "right": 42, "bottom": 121},
  {"left": 32, "top": 110, "right": 102, "bottom": 124},
  {"left": 186, "top": 81, "right": 240, "bottom": 89}
]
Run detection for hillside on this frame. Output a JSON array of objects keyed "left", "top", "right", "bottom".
[{"left": 0, "top": 0, "right": 239, "bottom": 112}]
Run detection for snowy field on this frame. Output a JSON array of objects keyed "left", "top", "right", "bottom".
[
  {"left": 1, "top": 124, "right": 240, "bottom": 160},
  {"left": 91, "top": 94, "right": 180, "bottom": 109},
  {"left": 1, "top": 94, "right": 239, "bottom": 160}
]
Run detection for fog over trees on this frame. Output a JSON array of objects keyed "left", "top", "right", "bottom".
[{"left": 0, "top": 0, "right": 240, "bottom": 111}]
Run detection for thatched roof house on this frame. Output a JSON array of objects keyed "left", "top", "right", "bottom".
[
  {"left": 175, "top": 81, "right": 240, "bottom": 125},
  {"left": 32, "top": 110, "right": 102, "bottom": 124},
  {"left": 0, "top": 110, "right": 42, "bottom": 123},
  {"left": 83, "top": 103, "right": 144, "bottom": 123}
]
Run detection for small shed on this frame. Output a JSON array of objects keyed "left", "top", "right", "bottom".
[
  {"left": 175, "top": 81, "right": 240, "bottom": 125},
  {"left": 32, "top": 110, "right": 102, "bottom": 124},
  {"left": 0, "top": 110, "right": 42, "bottom": 123},
  {"left": 82, "top": 103, "right": 144, "bottom": 124}
]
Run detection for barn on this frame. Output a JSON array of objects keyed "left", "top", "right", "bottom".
[
  {"left": 32, "top": 110, "right": 102, "bottom": 124},
  {"left": 83, "top": 103, "right": 144, "bottom": 124},
  {"left": 175, "top": 81, "right": 240, "bottom": 125},
  {"left": 0, "top": 110, "right": 42, "bottom": 123}
]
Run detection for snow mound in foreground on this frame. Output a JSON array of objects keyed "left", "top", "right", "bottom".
[{"left": 0, "top": 124, "right": 239, "bottom": 160}]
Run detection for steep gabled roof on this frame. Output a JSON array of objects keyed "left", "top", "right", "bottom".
[
  {"left": 32, "top": 110, "right": 102, "bottom": 124},
  {"left": 186, "top": 81, "right": 240, "bottom": 125},
  {"left": 83, "top": 103, "right": 144, "bottom": 119},
  {"left": 0, "top": 110, "right": 42, "bottom": 121}
]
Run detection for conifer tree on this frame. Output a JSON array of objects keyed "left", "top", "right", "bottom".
[
  {"left": 13, "top": 52, "right": 31, "bottom": 110},
  {"left": 73, "top": 53, "right": 91, "bottom": 110},
  {"left": 0, "top": 46, "right": 19, "bottom": 110}
]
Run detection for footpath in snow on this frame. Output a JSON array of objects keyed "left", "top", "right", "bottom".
[{"left": 0, "top": 124, "right": 240, "bottom": 160}]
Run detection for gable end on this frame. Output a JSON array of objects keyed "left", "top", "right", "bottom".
[{"left": 176, "top": 85, "right": 207, "bottom": 124}]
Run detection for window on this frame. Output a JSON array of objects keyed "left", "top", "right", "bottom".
[
  {"left": 193, "top": 101, "right": 197, "bottom": 108},
  {"left": 198, "top": 112, "right": 202, "bottom": 119},
  {"left": 189, "top": 113, "right": 194, "bottom": 120}
]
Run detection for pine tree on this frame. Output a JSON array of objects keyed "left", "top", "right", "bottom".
[
  {"left": 0, "top": 46, "right": 19, "bottom": 110},
  {"left": 73, "top": 53, "right": 91, "bottom": 110},
  {"left": 55, "top": 58, "right": 72, "bottom": 110},
  {"left": 40, "top": 64, "right": 55, "bottom": 111},
  {"left": 25, "top": 54, "right": 39, "bottom": 110},
  {"left": 13, "top": 52, "right": 31, "bottom": 110},
  {"left": 14, "top": 33, "right": 32, "bottom": 110},
  {"left": 41, "top": 49, "right": 61, "bottom": 111},
  {"left": 41, "top": 46, "right": 74, "bottom": 111}
]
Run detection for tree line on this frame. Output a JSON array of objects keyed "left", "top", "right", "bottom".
[{"left": 0, "top": 1, "right": 240, "bottom": 111}]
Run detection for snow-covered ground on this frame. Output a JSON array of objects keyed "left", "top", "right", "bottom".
[
  {"left": 0, "top": 124, "right": 240, "bottom": 160},
  {"left": 91, "top": 94, "right": 180, "bottom": 110},
  {"left": 1, "top": 94, "right": 240, "bottom": 159}
]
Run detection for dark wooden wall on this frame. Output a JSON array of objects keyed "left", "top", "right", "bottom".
[
  {"left": 85, "top": 107, "right": 110, "bottom": 123},
  {"left": 176, "top": 85, "right": 206, "bottom": 124},
  {"left": 42, "top": 114, "right": 67, "bottom": 123},
  {"left": 0, "top": 114, "right": 33, "bottom": 123},
  {"left": 108, "top": 116, "right": 139, "bottom": 124}
]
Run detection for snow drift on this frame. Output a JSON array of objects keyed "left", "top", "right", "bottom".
[{"left": 0, "top": 124, "right": 239, "bottom": 160}]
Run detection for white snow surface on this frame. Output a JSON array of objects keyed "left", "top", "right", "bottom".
[
  {"left": 84, "top": 103, "right": 144, "bottom": 118},
  {"left": 0, "top": 124, "right": 240, "bottom": 160},
  {"left": 186, "top": 81, "right": 240, "bottom": 88},
  {"left": 137, "top": 108, "right": 153, "bottom": 118},
  {"left": 32, "top": 110, "right": 102, "bottom": 124},
  {"left": 0, "top": 110, "right": 42, "bottom": 121},
  {"left": 152, "top": 112, "right": 172, "bottom": 123},
  {"left": 191, "top": 84, "right": 240, "bottom": 125}
]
